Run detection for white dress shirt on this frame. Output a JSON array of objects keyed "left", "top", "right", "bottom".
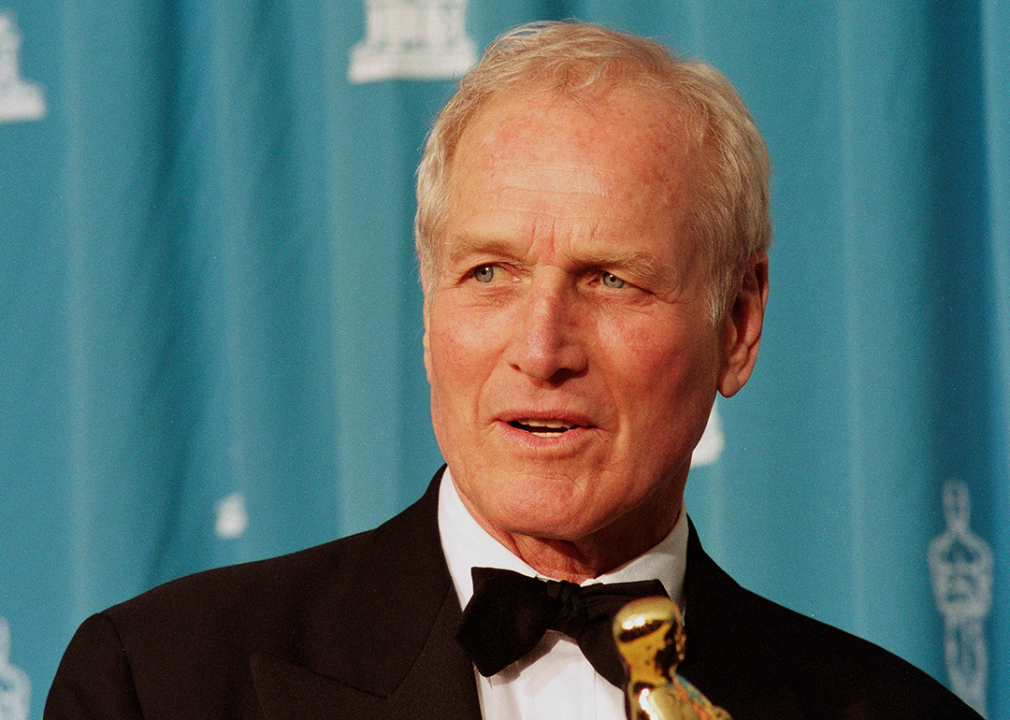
[{"left": 438, "top": 468, "right": 688, "bottom": 720}]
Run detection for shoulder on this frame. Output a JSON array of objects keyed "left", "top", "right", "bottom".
[
  {"left": 107, "top": 528, "right": 372, "bottom": 636},
  {"left": 683, "top": 526, "right": 981, "bottom": 719},
  {"left": 746, "top": 586, "right": 970, "bottom": 716},
  {"left": 107, "top": 473, "right": 445, "bottom": 646},
  {"left": 46, "top": 532, "right": 385, "bottom": 719},
  {"left": 47, "top": 475, "right": 450, "bottom": 718}
]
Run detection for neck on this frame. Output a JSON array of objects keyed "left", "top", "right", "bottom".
[{"left": 460, "top": 492, "right": 683, "bottom": 583}]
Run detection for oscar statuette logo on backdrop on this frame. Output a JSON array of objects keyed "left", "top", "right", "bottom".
[
  {"left": 348, "top": 0, "right": 476, "bottom": 83},
  {"left": 929, "top": 479, "right": 994, "bottom": 718},
  {"left": 0, "top": 618, "right": 30, "bottom": 720},
  {"left": 0, "top": 10, "right": 45, "bottom": 123}
]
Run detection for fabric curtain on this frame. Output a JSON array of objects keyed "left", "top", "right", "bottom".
[{"left": 1, "top": 1, "right": 1006, "bottom": 718}]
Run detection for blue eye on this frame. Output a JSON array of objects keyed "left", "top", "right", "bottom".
[
  {"left": 602, "top": 272, "right": 626, "bottom": 289},
  {"left": 473, "top": 265, "right": 497, "bottom": 283}
]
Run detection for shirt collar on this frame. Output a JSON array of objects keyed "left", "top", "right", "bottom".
[{"left": 437, "top": 466, "right": 688, "bottom": 610}]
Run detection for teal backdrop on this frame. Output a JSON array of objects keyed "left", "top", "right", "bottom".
[{"left": 1, "top": 1, "right": 1007, "bottom": 718}]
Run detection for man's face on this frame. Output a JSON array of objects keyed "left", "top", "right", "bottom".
[{"left": 423, "top": 87, "right": 739, "bottom": 548}]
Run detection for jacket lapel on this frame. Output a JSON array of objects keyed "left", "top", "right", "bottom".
[
  {"left": 678, "top": 521, "right": 806, "bottom": 720},
  {"left": 251, "top": 469, "right": 482, "bottom": 720},
  {"left": 250, "top": 590, "right": 479, "bottom": 720}
]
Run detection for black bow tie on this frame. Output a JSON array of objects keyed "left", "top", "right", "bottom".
[{"left": 454, "top": 566, "right": 668, "bottom": 687}]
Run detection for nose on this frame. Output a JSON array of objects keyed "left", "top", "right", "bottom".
[{"left": 504, "top": 276, "right": 588, "bottom": 383}]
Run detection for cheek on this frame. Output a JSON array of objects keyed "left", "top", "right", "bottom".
[
  {"left": 426, "top": 305, "right": 503, "bottom": 412},
  {"left": 431, "top": 298, "right": 510, "bottom": 367},
  {"left": 427, "top": 321, "right": 470, "bottom": 455},
  {"left": 614, "top": 324, "right": 721, "bottom": 419},
  {"left": 429, "top": 319, "right": 481, "bottom": 381},
  {"left": 607, "top": 318, "right": 688, "bottom": 376}
]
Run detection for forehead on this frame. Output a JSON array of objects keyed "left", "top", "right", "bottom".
[
  {"left": 454, "top": 83, "right": 698, "bottom": 183},
  {"left": 439, "top": 86, "right": 703, "bottom": 251}
]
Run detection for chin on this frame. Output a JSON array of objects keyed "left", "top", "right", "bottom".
[
  {"left": 501, "top": 515, "right": 591, "bottom": 541},
  {"left": 491, "top": 494, "right": 614, "bottom": 542}
]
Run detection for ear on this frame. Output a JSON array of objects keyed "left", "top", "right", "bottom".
[{"left": 718, "top": 251, "right": 769, "bottom": 398}]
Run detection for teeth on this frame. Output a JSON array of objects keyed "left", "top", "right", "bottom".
[
  {"left": 510, "top": 418, "right": 577, "bottom": 435},
  {"left": 521, "top": 419, "right": 570, "bottom": 429}
]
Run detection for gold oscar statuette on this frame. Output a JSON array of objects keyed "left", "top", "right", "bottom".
[{"left": 613, "top": 596, "right": 732, "bottom": 720}]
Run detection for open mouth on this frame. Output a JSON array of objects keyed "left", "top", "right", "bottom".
[{"left": 508, "top": 419, "right": 579, "bottom": 437}]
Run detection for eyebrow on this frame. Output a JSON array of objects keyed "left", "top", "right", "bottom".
[
  {"left": 582, "top": 250, "right": 680, "bottom": 292},
  {"left": 442, "top": 235, "right": 521, "bottom": 266}
]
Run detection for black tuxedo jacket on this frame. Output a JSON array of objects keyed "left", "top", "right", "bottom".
[{"left": 46, "top": 470, "right": 979, "bottom": 720}]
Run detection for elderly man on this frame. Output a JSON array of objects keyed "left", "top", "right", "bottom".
[{"left": 46, "top": 21, "right": 979, "bottom": 720}]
